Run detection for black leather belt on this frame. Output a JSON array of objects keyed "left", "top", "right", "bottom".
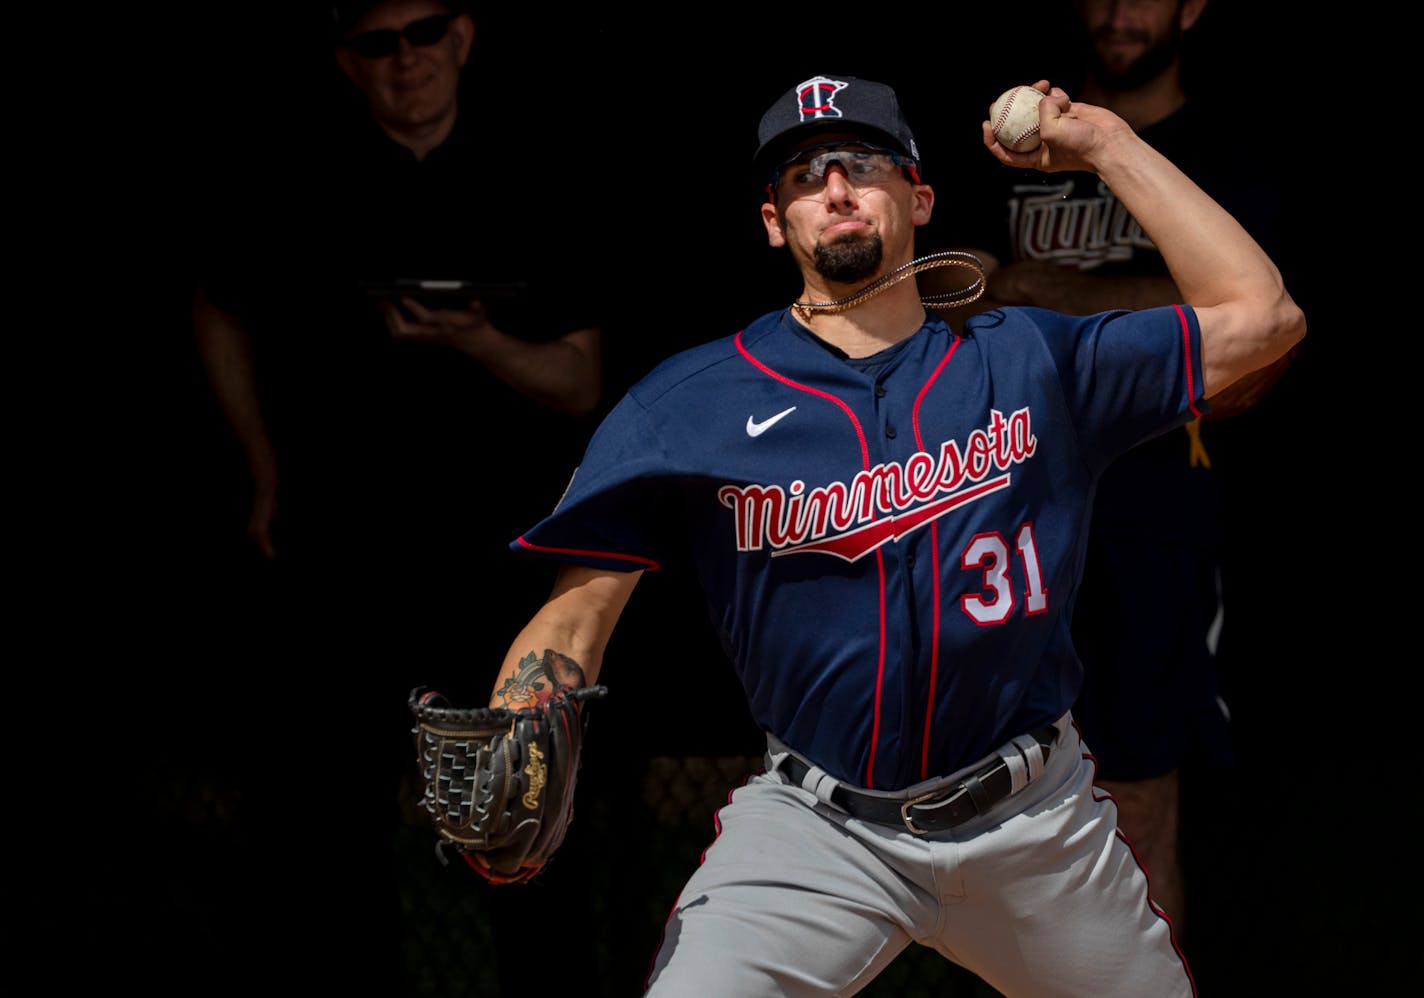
[{"left": 777, "top": 725, "right": 1058, "bottom": 835}]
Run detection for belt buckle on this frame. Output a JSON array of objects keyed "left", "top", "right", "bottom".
[{"left": 899, "top": 784, "right": 967, "bottom": 835}]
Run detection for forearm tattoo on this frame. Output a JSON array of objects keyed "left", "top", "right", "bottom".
[{"left": 494, "top": 649, "right": 587, "bottom": 709}]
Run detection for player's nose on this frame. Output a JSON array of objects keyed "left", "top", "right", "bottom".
[{"left": 822, "top": 165, "right": 857, "bottom": 208}]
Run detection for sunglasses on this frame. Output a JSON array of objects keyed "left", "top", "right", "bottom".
[
  {"left": 771, "top": 143, "right": 920, "bottom": 194},
  {"left": 342, "top": 13, "right": 455, "bottom": 59}
]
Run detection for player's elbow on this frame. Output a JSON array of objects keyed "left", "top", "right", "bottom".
[
  {"left": 1200, "top": 292, "right": 1306, "bottom": 400},
  {"left": 1261, "top": 289, "right": 1307, "bottom": 365},
  {"left": 1285, "top": 295, "right": 1307, "bottom": 348}
]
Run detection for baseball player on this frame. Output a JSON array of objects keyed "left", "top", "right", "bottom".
[{"left": 481, "top": 74, "right": 1304, "bottom": 996}]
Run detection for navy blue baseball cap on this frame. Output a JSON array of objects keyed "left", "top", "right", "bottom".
[{"left": 754, "top": 75, "right": 921, "bottom": 180}]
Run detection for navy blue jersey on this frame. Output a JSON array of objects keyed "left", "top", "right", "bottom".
[{"left": 514, "top": 304, "right": 1206, "bottom": 790}]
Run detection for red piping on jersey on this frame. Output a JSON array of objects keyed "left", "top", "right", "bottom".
[
  {"left": 735, "top": 329, "right": 887, "bottom": 786},
  {"left": 869, "top": 547, "right": 889, "bottom": 786},
  {"left": 515, "top": 535, "right": 661, "bottom": 570},
  {"left": 735, "top": 330, "right": 871, "bottom": 466},
  {"left": 911, "top": 334, "right": 962, "bottom": 779},
  {"left": 1174, "top": 304, "right": 1204, "bottom": 420}
]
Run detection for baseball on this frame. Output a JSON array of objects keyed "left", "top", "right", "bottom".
[{"left": 989, "top": 85, "right": 1043, "bottom": 153}]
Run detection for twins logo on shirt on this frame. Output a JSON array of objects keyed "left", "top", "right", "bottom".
[{"left": 1008, "top": 178, "right": 1157, "bottom": 269}]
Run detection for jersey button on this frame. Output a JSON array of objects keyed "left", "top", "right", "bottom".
[
  {"left": 886, "top": 425, "right": 897, "bottom": 438},
  {"left": 906, "top": 552, "right": 916, "bottom": 567},
  {"left": 875, "top": 385, "right": 887, "bottom": 398}
]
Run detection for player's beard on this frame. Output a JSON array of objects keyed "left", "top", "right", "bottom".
[
  {"left": 813, "top": 232, "right": 884, "bottom": 285},
  {"left": 1088, "top": 21, "right": 1183, "bottom": 93}
]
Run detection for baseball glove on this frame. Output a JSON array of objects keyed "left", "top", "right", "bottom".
[{"left": 408, "top": 682, "right": 608, "bottom": 884}]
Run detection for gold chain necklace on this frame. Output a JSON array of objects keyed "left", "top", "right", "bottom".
[{"left": 793, "top": 250, "right": 986, "bottom": 321}]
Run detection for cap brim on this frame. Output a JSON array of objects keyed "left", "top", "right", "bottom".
[{"left": 755, "top": 121, "right": 914, "bottom": 177}]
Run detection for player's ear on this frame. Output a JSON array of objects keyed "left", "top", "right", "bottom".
[
  {"left": 1180, "top": 0, "right": 1208, "bottom": 32},
  {"left": 761, "top": 201, "right": 787, "bottom": 248},
  {"left": 911, "top": 184, "right": 934, "bottom": 227}
]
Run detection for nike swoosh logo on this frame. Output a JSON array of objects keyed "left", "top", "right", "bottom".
[{"left": 746, "top": 406, "right": 797, "bottom": 438}]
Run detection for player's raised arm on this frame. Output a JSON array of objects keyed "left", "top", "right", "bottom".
[{"left": 983, "top": 82, "right": 1306, "bottom": 399}]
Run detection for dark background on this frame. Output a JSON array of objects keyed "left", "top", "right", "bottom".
[{"left": 25, "top": 3, "right": 1404, "bottom": 995}]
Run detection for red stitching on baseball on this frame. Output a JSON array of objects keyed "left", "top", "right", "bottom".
[
  {"left": 994, "top": 90, "right": 1017, "bottom": 132},
  {"left": 994, "top": 87, "right": 1039, "bottom": 149}
]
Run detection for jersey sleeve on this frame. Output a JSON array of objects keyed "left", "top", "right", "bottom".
[
  {"left": 509, "top": 390, "right": 677, "bottom": 573},
  {"left": 1010, "top": 303, "right": 1209, "bottom": 475}
]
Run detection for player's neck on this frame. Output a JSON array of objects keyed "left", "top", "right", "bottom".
[
  {"left": 792, "top": 282, "right": 927, "bottom": 358},
  {"left": 1080, "top": 69, "right": 1186, "bottom": 132}
]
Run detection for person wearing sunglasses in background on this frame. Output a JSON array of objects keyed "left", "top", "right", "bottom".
[{"left": 188, "top": 1, "right": 605, "bottom": 992}]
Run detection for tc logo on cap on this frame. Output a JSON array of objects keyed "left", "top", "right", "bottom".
[{"left": 796, "top": 76, "right": 849, "bottom": 121}]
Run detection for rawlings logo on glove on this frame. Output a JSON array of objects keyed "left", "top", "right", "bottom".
[{"left": 408, "top": 650, "right": 607, "bottom": 885}]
